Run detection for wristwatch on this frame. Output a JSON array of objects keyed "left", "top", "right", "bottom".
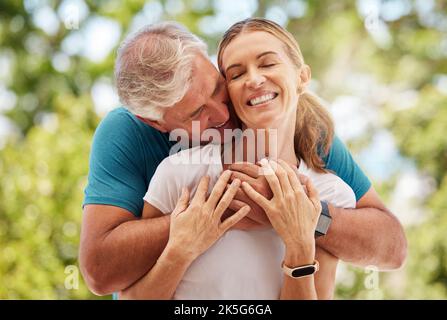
[
  {"left": 282, "top": 260, "right": 319, "bottom": 278},
  {"left": 315, "top": 201, "right": 331, "bottom": 238}
]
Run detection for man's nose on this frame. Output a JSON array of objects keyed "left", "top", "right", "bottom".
[{"left": 208, "top": 100, "right": 229, "bottom": 124}]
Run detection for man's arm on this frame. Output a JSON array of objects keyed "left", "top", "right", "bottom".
[
  {"left": 79, "top": 187, "right": 254, "bottom": 296},
  {"left": 317, "top": 135, "right": 407, "bottom": 269},
  {"left": 228, "top": 163, "right": 407, "bottom": 270},
  {"left": 79, "top": 204, "right": 170, "bottom": 295},
  {"left": 81, "top": 109, "right": 177, "bottom": 295},
  {"left": 119, "top": 244, "right": 192, "bottom": 299},
  {"left": 119, "top": 202, "right": 188, "bottom": 300},
  {"left": 316, "top": 186, "right": 407, "bottom": 270},
  {"left": 314, "top": 247, "right": 338, "bottom": 300}
]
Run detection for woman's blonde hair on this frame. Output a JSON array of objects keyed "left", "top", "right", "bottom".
[{"left": 217, "top": 18, "right": 334, "bottom": 173}]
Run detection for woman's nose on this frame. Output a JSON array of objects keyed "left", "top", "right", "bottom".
[{"left": 246, "top": 71, "right": 265, "bottom": 89}]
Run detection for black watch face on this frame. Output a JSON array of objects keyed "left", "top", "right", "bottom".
[{"left": 291, "top": 266, "right": 315, "bottom": 277}]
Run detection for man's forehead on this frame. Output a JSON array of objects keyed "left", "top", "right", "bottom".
[
  {"left": 167, "top": 55, "right": 221, "bottom": 117},
  {"left": 169, "top": 77, "right": 210, "bottom": 118},
  {"left": 189, "top": 60, "right": 220, "bottom": 98},
  {"left": 191, "top": 55, "right": 219, "bottom": 81}
]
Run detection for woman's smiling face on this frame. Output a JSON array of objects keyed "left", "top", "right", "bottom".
[{"left": 221, "top": 31, "right": 306, "bottom": 129}]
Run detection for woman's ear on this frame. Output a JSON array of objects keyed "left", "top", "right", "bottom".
[
  {"left": 136, "top": 115, "right": 169, "bottom": 133},
  {"left": 299, "top": 64, "right": 311, "bottom": 89}
]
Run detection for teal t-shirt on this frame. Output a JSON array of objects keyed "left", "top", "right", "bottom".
[
  {"left": 83, "top": 107, "right": 371, "bottom": 217},
  {"left": 321, "top": 135, "right": 371, "bottom": 201},
  {"left": 83, "top": 107, "right": 175, "bottom": 217}
]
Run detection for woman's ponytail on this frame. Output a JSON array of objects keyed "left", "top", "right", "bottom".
[{"left": 294, "top": 91, "right": 334, "bottom": 173}]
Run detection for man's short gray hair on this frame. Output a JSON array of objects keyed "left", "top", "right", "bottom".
[{"left": 115, "top": 22, "right": 208, "bottom": 121}]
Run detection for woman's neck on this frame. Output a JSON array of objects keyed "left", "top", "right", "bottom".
[{"left": 221, "top": 114, "right": 298, "bottom": 169}]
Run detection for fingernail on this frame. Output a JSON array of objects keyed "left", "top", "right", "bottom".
[{"left": 232, "top": 178, "right": 240, "bottom": 186}]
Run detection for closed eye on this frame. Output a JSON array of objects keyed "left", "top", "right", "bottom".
[
  {"left": 190, "top": 106, "right": 204, "bottom": 119},
  {"left": 230, "top": 72, "right": 244, "bottom": 80},
  {"left": 229, "top": 63, "right": 276, "bottom": 80}
]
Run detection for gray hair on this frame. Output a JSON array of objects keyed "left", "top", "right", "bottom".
[{"left": 115, "top": 22, "right": 208, "bottom": 121}]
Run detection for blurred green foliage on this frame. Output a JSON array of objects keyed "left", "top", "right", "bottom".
[{"left": 0, "top": 0, "right": 446, "bottom": 299}]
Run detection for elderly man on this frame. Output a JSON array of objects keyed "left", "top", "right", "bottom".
[{"left": 79, "top": 22, "right": 407, "bottom": 296}]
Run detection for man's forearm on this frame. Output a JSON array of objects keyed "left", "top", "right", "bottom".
[
  {"left": 119, "top": 244, "right": 192, "bottom": 300},
  {"left": 81, "top": 215, "right": 170, "bottom": 295},
  {"left": 316, "top": 205, "right": 407, "bottom": 270}
]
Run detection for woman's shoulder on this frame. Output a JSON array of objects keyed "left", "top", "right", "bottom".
[
  {"left": 298, "top": 159, "right": 356, "bottom": 208},
  {"left": 152, "top": 143, "right": 223, "bottom": 197},
  {"left": 146, "top": 144, "right": 223, "bottom": 214}
]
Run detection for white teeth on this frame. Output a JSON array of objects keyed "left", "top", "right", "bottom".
[{"left": 249, "top": 93, "right": 276, "bottom": 106}]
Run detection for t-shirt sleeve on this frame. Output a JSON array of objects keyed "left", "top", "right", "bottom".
[
  {"left": 143, "top": 157, "right": 183, "bottom": 215},
  {"left": 143, "top": 145, "right": 222, "bottom": 215},
  {"left": 83, "top": 111, "right": 153, "bottom": 217},
  {"left": 322, "top": 135, "right": 372, "bottom": 201}
]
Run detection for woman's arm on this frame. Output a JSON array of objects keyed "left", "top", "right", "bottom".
[
  {"left": 228, "top": 158, "right": 407, "bottom": 270},
  {"left": 280, "top": 244, "right": 318, "bottom": 300},
  {"left": 280, "top": 246, "right": 338, "bottom": 300}
]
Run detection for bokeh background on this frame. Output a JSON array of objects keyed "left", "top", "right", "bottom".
[{"left": 0, "top": 0, "right": 446, "bottom": 299}]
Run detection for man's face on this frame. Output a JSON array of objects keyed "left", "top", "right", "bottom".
[{"left": 158, "top": 53, "right": 238, "bottom": 144}]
